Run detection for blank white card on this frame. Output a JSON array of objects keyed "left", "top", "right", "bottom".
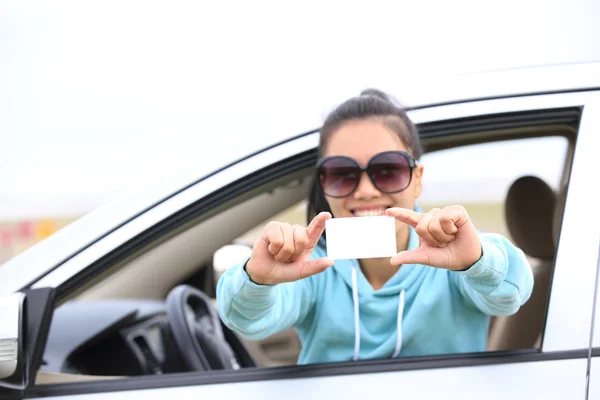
[{"left": 325, "top": 216, "right": 397, "bottom": 260}]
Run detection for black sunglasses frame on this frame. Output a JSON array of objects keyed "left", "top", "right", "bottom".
[{"left": 316, "top": 151, "right": 419, "bottom": 198}]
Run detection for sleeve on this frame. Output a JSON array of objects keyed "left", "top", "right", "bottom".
[
  {"left": 216, "top": 257, "right": 319, "bottom": 341},
  {"left": 450, "top": 232, "right": 535, "bottom": 316}
]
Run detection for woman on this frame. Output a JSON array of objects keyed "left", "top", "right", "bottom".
[{"left": 216, "top": 89, "right": 534, "bottom": 364}]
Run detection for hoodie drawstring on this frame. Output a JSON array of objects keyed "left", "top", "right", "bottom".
[
  {"left": 392, "top": 288, "right": 405, "bottom": 358},
  {"left": 351, "top": 266, "right": 405, "bottom": 361},
  {"left": 351, "top": 267, "right": 361, "bottom": 361}
]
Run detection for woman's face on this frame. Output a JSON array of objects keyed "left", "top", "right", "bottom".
[{"left": 321, "top": 119, "right": 424, "bottom": 235}]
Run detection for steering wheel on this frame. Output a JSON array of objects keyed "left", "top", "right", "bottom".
[{"left": 166, "top": 284, "right": 240, "bottom": 371}]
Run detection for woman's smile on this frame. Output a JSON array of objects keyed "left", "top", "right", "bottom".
[{"left": 350, "top": 205, "right": 391, "bottom": 217}]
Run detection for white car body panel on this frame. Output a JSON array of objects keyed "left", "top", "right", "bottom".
[{"left": 38, "top": 359, "right": 587, "bottom": 400}]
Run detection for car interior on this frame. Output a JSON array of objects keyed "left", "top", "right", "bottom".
[{"left": 33, "top": 114, "right": 577, "bottom": 386}]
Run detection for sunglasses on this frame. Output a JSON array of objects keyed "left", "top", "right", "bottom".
[{"left": 316, "top": 151, "right": 419, "bottom": 198}]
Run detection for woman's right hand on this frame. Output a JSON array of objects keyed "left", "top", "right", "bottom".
[{"left": 244, "top": 212, "right": 335, "bottom": 285}]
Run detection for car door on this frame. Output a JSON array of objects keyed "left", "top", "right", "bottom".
[{"left": 19, "top": 91, "right": 600, "bottom": 400}]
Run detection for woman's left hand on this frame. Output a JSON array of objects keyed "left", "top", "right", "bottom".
[{"left": 386, "top": 206, "right": 482, "bottom": 271}]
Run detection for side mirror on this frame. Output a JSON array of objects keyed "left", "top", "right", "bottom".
[
  {"left": 0, "top": 293, "right": 25, "bottom": 385},
  {"left": 0, "top": 287, "right": 55, "bottom": 392},
  {"left": 213, "top": 243, "right": 253, "bottom": 286}
]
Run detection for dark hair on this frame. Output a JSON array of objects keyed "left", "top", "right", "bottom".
[{"left": 306, "top": 88, "right": 423, "bottom": 227}]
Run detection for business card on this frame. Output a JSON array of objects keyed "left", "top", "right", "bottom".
[{"left": 325, "top": 216, "right": 397, "bottom": 260}]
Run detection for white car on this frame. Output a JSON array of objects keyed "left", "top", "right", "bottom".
[{"left": 1, "top": 62, "right": 600, "bottom": 400}]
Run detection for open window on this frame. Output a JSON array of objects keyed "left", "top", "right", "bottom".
[{"left": 205, "top": 132, "right": 574, "bottom": 366}]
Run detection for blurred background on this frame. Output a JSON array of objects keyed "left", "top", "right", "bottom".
[{"left": 1, "top": 0, "right": 598, "bottom": 264}]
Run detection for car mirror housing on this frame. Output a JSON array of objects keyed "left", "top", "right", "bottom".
[
  {"left": 0, "top": 292, "right": 25, "bottom": 388},
  {"left": 0, "top": 287, "right": 55, "bottom": 393}
]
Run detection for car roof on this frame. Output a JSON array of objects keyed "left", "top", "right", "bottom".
[
  {"left": 2, "top": 61, "right": 599, "bottom": 296},
  {"left": 391, "top": 61, "right": 600, "bottom": 109}
]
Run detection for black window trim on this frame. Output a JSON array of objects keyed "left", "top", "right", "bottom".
[{"left": 25, "top": 105, "right": 587, "bottom": 398}]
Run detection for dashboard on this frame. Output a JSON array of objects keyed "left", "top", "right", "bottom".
[{"left": 41, "top": 299, "right": 188, "bottom": 376}]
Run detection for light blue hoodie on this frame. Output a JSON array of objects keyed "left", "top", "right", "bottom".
[{"left": 217, "top": 222, "right": 534, "bottom": 364}]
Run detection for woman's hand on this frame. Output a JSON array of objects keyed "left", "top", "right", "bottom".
[
  {"left": 386, "top": 206, "right": 482, "bottom": 271},
  {"left": 245, "top": 212, "right": 334, "bottom": 285}
]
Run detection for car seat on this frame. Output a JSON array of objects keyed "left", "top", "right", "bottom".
[{"left": 486, "top": 176, "right": 561, "bottom": 351}]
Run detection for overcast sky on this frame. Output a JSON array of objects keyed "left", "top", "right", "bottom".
[{"left": 1, "top": 0, "right": 599, "bottom": 218}]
